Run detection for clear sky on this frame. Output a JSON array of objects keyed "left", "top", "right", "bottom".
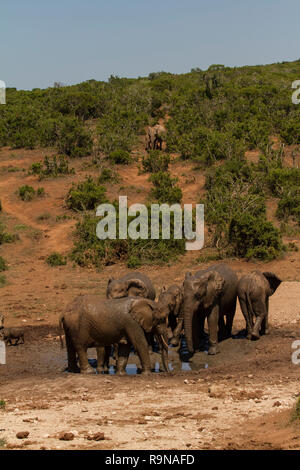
[{"left": 1, "top": 0, "right": 299, "bottom": 90}]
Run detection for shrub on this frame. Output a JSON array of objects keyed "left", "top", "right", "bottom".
[
  {"left": 66, "top": 177, "right": 107, "bottom": 211},
  {"left": 18, "top": 185, "right": 35, "bottom": 201},
  {"left": 228, "top": 213, "right": 284, "bottom": 261},
  {"left": 46, "top": 252, "right": 67, "bottom": 266},
  {"left": 29, "top": 155, "right": 75, "bottom": 179},
  {"left": 0, "top": 256, "right": 7, "bottom": 272},
  {"left": 276, "top": 188, "right": 300, "bottom": 224},
  {"left": 0, "top": 275, "right": 7, "bottom": 287},
  {"left": 56, "top": 117, "right": 93, "bottom": 157},
  {"left": 142, "top": 150, "right": 170, "bottom": 173},
  {"left": 291, "top": 397, "right": 300, "bottom": 422},
  {"left": 98, "top": 168, "right": 119, "bottom": 184},
  {"left": 37, "top": 187, "right": 45, "bottom": 198},
  {"left": 0, "top": 224, "right": 19, "bottom": 244},
  {"left": 109, "top": 149, "right": 132, "bottom": 165},
  {"left": 71, "top": 207, "right": 185, "bottom": 269},
  {"left": 149, "top": 172, "right": 182, "bottom": 204}
]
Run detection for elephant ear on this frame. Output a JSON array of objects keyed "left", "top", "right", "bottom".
[
  {"left": 263, "top": 272, "right": 282, "bottom": 295},
  {"left": 203, "top": 271, "right": 225, "bottom": 309},
  {"left": 129, "top": 299, "right": 154, "bottom": 333},
  {"left": 126, "top": 278, "right": 147, "bottom": 297}
]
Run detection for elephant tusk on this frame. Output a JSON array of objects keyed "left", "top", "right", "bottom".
[{"left": 160, "top": 334, "right": 169, "bottom": 350}]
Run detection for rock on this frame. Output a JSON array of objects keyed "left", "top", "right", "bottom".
[
  {"left": 16, "top": 431, "right": 30, "bottom": 439},
  {"left": 273, "top": 401, "right": 281, "bottom": 407},
  {"left": 87, "top": 432, "right": 105, "bottom": 441},
  {"left": 212, "top": 406, "right": 218, "bottom": 410},
  {"left": 58, "top": 432, "right": 74, "bottom": 441}
]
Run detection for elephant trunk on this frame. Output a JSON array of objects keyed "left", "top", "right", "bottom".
[{"left": 183, "top": 299, "right": 195, "bottom": 354}]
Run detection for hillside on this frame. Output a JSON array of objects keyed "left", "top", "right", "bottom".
[{"left": 0, "top": 61, "right": 299, "bottom": 450}]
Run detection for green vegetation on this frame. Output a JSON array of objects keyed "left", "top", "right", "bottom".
[
  {"left": 30, "top": 155, "right": 75, "bottom": 179},
  {"left": 0, "top": 275, "right": 7, "bottom": 287},
  {"left": 0, "top": 223, "right": 19, "bottom": 244},
  {"left": 291, "top": 397, "right": 300, "bottom": 422},
  {"left": 109, "top": 149, "right": 132, "bottom": 165},
  {"left": 142, "top": 150, "right": 170, "bottom": 173},
  {"left": 18, "top": 185, "right": 35, "bottom": 201},
  {"left": 0, "top": 400, "right": 6, "bottom": 410},
  {"left": 46, "top": 252, "right": 67, "bottom": 266},
  {"left": 66, "top": 177, "right": 107, "bottom": 211},
  {"left": 1, "top": 61, "right": 300, "bottom": 264},
  {"left": 18, "top": 185, "right": 45, "bottom": 201},
  {"left": 98, "top": 168, "right": 120, "bottom": 184},
  {"left": 71, "top": 209, "right": 185, "bottom": 269},
  {"left": 0, "top": 256, "right": 8, "bottom": 272},
  {"left": 149, "top": 172, "right": 182, "bottom": 204}
]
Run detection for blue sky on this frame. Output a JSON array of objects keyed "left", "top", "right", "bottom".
[{"left": 0, "top": 0, "right": 299, "bottom": 90}]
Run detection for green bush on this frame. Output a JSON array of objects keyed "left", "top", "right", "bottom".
[
  {"left": 291, "top": 397, "right": 300, "bottom": 422},
  {"left": 66, "top": 177, "right": 107, "bottom": 211},
  {"left": 276, "top": 188, "right": 300, "bottom": 224},
  {"left": 98, "top": 168, "right": 119, "bottom": 184},
  {"left": 46, "top": 252, "right": 67, "bottom": 266},
  {"left": 109, "top": 149, "right": 132, "bottom": 165},
  {"left": 142, "top": 150, "right": 170, "bottom": 173},
  {"left": 0, "top": 256, "right": 8, "bottom": 272},
  {"left": 18, "top": 185, "right": 35, "bottom": 201},
  {"left": 149, "top": 172, "right": 182, "bottom": 204},
  {"left": 228, "top": 214, "right": 284, "bottom": 260},
  {"left": 71, "top": 207, "right": 185, "bottom": 269},
  {"left": 37, "top": 187, "right": 45, "bottom": 198},
  {"left": 56, "top": 117, "right": 93, "bottom": 157},
  {"left": 29, "top": 156, "right": 75, "bottom": 179},
  {"left": 0, "top": 224, "right": 19, "bottom": 244},
  {"left": 0, "top": 275, "right": 7, "bottom": 288}
]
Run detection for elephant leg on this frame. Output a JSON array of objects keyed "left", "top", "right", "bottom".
[
  {"left": 207, "top": 305, "right": 220, "bottom": 355},
  {"left": 251, "top": 299, "right": 267, "bottom": 339},
  {"left": 96, "top": 346, "right": 110, "bottom": 374},
  {"left": 239, "top": 297, "right": 253, "bottom": 339},
  {"left": 65, "top": 333, "right": 80, "bottom": 373},
  {"left": 125, "top": 326, "right": 151, "bottom": 375},
  {"left": 77, "top": 346, "right": 95, "bottom": 374},
  {"left": 116, "top": 342, "right": 131, "bottom": 375},
  {"left": 218, "top": 314, "right": 226, "bottom": 341},
  {"left": 261, "top": 298, "right": 270, "bottom": 335}
]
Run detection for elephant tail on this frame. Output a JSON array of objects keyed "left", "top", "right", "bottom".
[
  {"left": 59, "top": 315, "right": 65, "bottom": 349},
  {"left": 246, "top": 289, "right": 255, "bottom": 320}
]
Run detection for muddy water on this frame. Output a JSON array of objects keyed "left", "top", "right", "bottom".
[{"left": 0, "top": 330, "right": 258, "bottom": 381}]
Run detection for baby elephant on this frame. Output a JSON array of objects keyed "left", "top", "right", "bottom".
[
  {"left": 237, "top": 271, "right": 282, "bottom": 340},
  {"left": 0, "top": 327, "right": 25, "bottom": 345}
]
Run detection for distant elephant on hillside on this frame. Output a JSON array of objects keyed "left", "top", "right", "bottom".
[
  {"left": 146, "top": 124, "right": 166, "bottom": 151},
  {"left": 237, "top": 271, "right": 282, "bottom": 340}
]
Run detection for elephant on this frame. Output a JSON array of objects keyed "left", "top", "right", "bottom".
[
  {"left": 0, "top": 327, "right": 24, "bottom": 345},
  {"left": 59, "top": 296, "right": 169, "bottom": 375},
  {"left": 99, "top": 272, "right": 156, "bottom": 373},
  {"left": 106, "top": 272, "right": 156, "bottom": 301},
  {"left": 146, "top": 124, "right": 166, "bottom": 151},
  {"left": 237, "top": 271, "right": 282, "bottom": 340},
  {"left": 158, "top": 285, "right": 184, "bottom": 347},
  {"left": 182, "top": 264, "right": 238, "bottom": 355}
]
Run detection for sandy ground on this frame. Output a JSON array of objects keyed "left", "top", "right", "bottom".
[{"left": 0, "top": 146, "right": 299, "bottom": 450}]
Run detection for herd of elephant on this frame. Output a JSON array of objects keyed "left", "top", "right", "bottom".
[{"left": 59, "top": 264, "right": 282, "bottom": 376}]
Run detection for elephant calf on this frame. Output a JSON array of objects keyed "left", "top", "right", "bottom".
[
  {"left": 0, "top": 327, "right": 24, "bottom": 345},
  {"left": 158, "top": 284, "right": 184, "bottom": 347},
  {"left": 237, "top": 271, "right": 282, "bottom": 340}
]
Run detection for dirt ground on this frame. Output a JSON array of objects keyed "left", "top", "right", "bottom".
[{"left": 0, "top": 146, "right": 299, "bottom": 450}]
